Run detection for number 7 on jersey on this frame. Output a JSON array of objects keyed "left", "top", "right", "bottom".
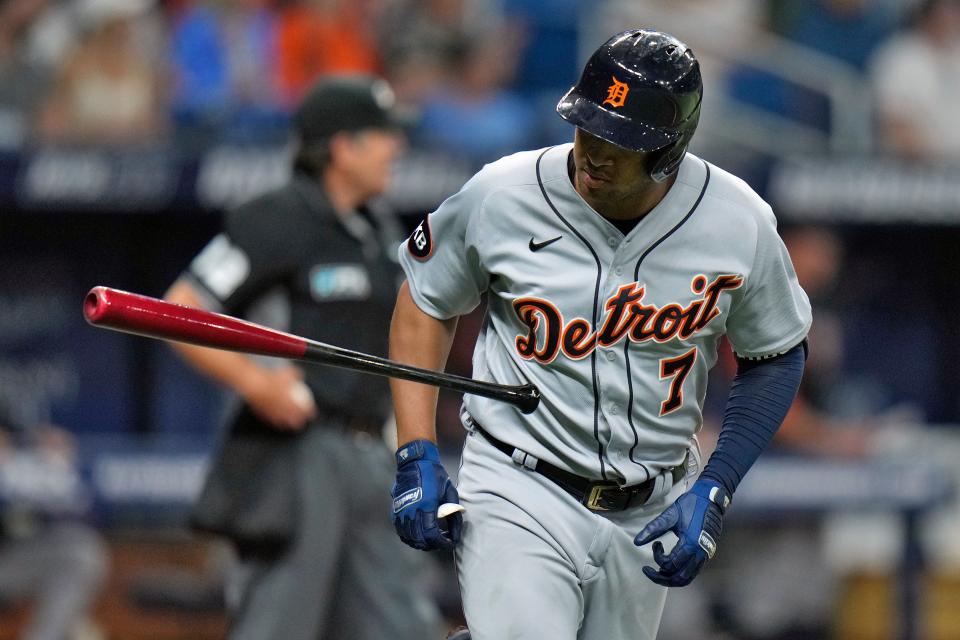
[{"left": 659, "top": 347, "right": 697, "bottom": 416}]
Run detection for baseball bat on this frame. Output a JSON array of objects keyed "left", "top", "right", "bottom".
[{"left": 83, "top": 286, "right": 540, "bottom": 414}]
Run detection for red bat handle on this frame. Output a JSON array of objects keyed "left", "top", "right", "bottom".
[{"left": 84, "top": 286, "right": 308, "bottom": 359}]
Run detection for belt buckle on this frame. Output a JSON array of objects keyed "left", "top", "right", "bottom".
[{"left": 584, "top": 483, "right": 619, "bottom": 511}]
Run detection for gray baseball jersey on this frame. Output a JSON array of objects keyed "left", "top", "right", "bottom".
[{"left": 400, "top": 144, "right": 811, "bottom": 485}]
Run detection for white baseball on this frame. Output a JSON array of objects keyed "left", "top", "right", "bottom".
[
  {"left": 288, "top": 380, "right": 316, "bottom": 411},
  {"left": 438, "top": 503, "right": 465, "bottom": 519}
]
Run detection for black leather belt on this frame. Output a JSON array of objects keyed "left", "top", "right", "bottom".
[{"left": 474, "top": 424, "right": 687, "bottom": 512}]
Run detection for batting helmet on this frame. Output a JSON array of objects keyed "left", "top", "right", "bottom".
[{"left": 557, "top": 29, "right": 702, "bottom": 182}]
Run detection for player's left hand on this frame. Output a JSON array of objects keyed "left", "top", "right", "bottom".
[
  {"left": 391, "top": 439, "right": 462, "bottom": 551},
  {"left": 633, "top": 479, "right": 730, "bottom": 587}
]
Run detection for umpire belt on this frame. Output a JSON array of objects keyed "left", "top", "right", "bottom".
[
  {"left": 313, "top": 405, "right": 384, "bottom": 437},
  {"left": 473, "top": 424, "right": 686, "bottom": 512}
]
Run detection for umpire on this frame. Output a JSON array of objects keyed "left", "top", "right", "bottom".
[{"left": 165, "top": 75, "right": 440, "bottom": 640}]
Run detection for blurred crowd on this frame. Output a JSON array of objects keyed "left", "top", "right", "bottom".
[
  {"left": 761, "top": 0, "right": 960, "bottom": 163},
  {"left": 0, "top": 0, "right": 578, "bottom": 160},
  {"left": 0, "top": 0, "right": 958, "bottom": 165}
]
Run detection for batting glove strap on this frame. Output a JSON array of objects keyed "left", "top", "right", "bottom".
[
  {"left": 689, "top": 479, "right": 731, "bottom": 514},
  {"left": 395, "top": 439, "right": 440, "bottom": 468}
]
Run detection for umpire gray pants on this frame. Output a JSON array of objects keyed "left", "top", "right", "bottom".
[{"left": 226, "top": 426, "right": 440, "bottom": 640}]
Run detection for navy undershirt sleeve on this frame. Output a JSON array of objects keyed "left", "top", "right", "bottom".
[{"left": 699, "top": 341, "right": 807, "bottom": 495}]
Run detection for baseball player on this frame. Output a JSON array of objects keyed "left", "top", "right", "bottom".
[{"left": 389, "top": 30, "right": 812, "bottom": 640}]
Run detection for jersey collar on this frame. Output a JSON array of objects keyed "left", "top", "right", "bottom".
[{"left": 539, "top": 144, "right": 709, "bottom": 243}]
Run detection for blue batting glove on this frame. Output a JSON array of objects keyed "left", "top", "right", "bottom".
[
  {"left": 633, "top": 479, "right": 730, "bottom": 587},
  {"left": 391, "top": 439, "right": 462, "bottom": 551}
]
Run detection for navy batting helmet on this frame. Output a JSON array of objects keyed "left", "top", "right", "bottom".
[{"left": 557, "top": 29, "right": 702, "bottom": 182}]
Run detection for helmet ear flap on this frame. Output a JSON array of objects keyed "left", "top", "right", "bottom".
[
  {"left": 648, "top": 101, "right": 700, "bottom": 182},
  {"left": 649, "top": 137, "right": 687, "bottom": 183}
]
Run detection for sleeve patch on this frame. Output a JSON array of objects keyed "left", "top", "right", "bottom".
[
  {"left": 189, "top": 233, "right": 251, "bottom": 301},
  {"left": 406, "top": 216, "right": 433, "bottom": 261}
]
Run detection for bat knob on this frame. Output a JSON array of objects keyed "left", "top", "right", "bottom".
[
  {"left": 83, "top": 287, "right": 111, "bottom": 324},
  {"left": 517, "top": 385, "right": 541, "bottom": 414}
]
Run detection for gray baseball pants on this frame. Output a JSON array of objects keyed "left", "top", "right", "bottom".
[{"left": 455, "top": 429, "right": 696, "bottom": 640}]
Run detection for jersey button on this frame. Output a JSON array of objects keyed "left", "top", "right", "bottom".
[
  {"left": 607, "top": 237, "right": 618, "bottom": 247},
  {"left": 615, "top": 267, "right": 623, "bottom": 276},
  {"left": 609, "top": 406, "right": 619, "bottom": 415},
  {"left": 605, "top": 351, "right": 615, "bottom": 361}
]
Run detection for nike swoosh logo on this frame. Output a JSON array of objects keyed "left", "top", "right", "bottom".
[{"left": 529, "top": 236, "right": 562, "bottom": 252}]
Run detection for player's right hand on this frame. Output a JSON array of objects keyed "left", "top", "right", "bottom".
[
  {"left": 240, "top": 366, "right": 316, "bottom": 432},
  {"left": 391, "top": 439, "right": 462, "bottom": 551}
]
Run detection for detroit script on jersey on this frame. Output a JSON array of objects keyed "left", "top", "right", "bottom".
[{"left": 513, "top": 274, "right": 743, "bottom": 363}]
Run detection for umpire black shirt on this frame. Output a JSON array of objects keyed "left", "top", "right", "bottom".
[{"left": 184, "top": 171, "right": 400, "bottom": 423}]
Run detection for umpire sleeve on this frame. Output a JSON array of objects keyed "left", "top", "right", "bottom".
[
  {"left": 398, "top": 175, "right": 491, "bottom": 320},
  {"left": 183, "top": 202, "right": 299, "bottom": 315},
  {"left": 725, "top": 207, "right": 812, "bottom": 360}
]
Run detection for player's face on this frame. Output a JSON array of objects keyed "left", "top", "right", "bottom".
[
  {"left": 341, "top": 129, "right": 405, "bottom": 198},
  {"left": 572, "top": 128, "right": 659, "bottom": 216}
]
